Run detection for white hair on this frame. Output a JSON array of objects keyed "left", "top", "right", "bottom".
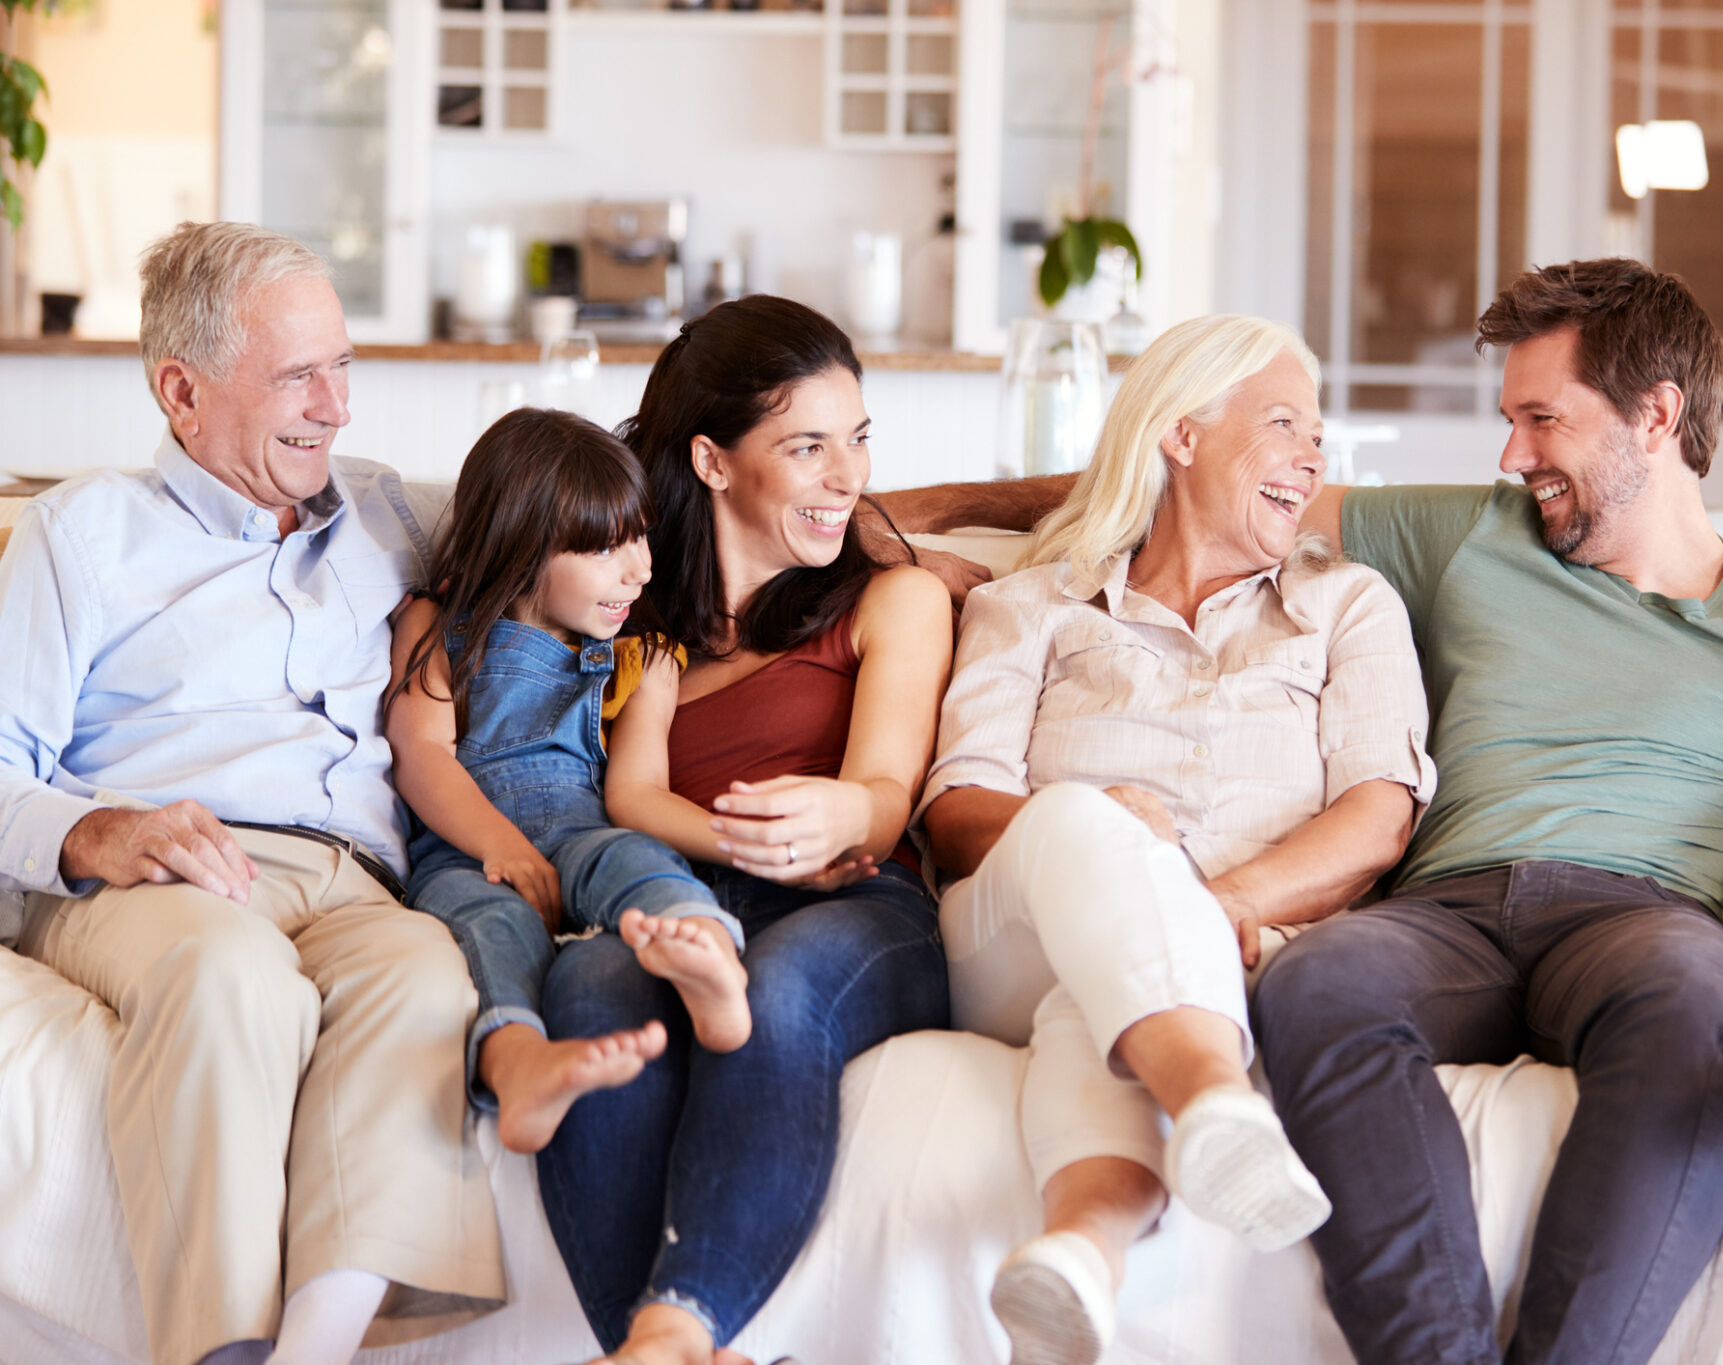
[
  {"left": 138, "top": 221, "right": 330, "bottom": 409},
  {"left": 1025, "top": 313, "right": 1325, "bottom": 592}
]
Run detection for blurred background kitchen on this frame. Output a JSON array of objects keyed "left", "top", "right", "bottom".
[{"left": 1, "top": 0, "right": 1721, "bottom": 502}]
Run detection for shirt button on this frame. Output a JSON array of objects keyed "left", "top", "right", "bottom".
[
  {"left": 1298, "top": 658, "right": 1312, "bottom": 671},
  {"left": 1099, "top": 629, "right": 1112, "bottom": 641},
  {"left": 1196, "top": 658, "right": 1212, "bottom": 671},
  {"left": 1413, "top": 729, "right": 1425, "bottom": 743},
  {"left": 23, "top": 857, "right": 35, "bottom": 873},
  {"left": 1193, "top": 744, "right": 1209, "bottom": 758},
  {"left": 1194, "top": 685, "right": 1211, "bottom": 697}
]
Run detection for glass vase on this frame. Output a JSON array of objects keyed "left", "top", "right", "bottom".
[{"left": 997, "top": 318, "right": 1108, "bottom": 480}]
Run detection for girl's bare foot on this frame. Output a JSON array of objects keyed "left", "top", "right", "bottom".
[
  {"left": 481, "top": 1021, "right": 667, "bottom": 1154},
  {"left": 620, "top": 909, "right": 753, "bottom": 1053}
]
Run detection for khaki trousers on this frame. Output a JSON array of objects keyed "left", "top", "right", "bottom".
[{"left": 21, "top": 827, "right": 505, "bottom": 1365}]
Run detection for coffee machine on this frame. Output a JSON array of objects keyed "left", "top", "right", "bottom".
[{"left": 580, "top": 199, "right": 687, "bottom": 341}]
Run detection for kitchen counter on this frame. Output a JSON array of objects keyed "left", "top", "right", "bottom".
[
  {"left": 0, "top": 337, "right": 1019, "bottom": 372},
  {"left": 0, "top": 335, "right": 1032, "bottom": 487}
]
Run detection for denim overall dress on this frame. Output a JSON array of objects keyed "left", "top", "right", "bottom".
[{"left": 404, "top": 614, "right": 735, "bottom": 1109}]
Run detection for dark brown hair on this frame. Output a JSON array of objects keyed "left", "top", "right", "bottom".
[
  {"left": 617, "top": 294, "right": 892, "bottom": 658},
  {"left": 387, "top": 407, "right": 656, "bottom": 725},
  {"left": 1477, "top": 258, "right": 1723, "bottom": 476}
]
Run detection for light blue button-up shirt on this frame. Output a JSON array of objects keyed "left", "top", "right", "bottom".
[{"left": 0, "top": 430, "right": 451, "bottom": 895}]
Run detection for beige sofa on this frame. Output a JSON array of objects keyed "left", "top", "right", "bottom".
[{"left": 3, "top": 495, "right": 1722, "bottom": 1364}]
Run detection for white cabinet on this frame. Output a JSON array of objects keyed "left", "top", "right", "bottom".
[
  {"left": 219, "top": 0, "right": 432, "bottom": 343},
  {"left": 952, "top": 0, "right": 1177, "bottom": 353},
  {"left": 824, "top": 0, "right": 959, "bottom": 151},
  {"left": 433, "top": 0, "right": 557, "bottom": 138}
]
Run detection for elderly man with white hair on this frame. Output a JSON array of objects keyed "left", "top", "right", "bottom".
[{"left": 0, "top": 222, "right": 504, "bottom": 1365}]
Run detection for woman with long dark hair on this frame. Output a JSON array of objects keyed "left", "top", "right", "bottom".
[{"left": 535, "top": 297, "right": 953, "bottom": 1365}]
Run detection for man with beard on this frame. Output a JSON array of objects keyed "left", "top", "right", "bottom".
[{"left": 1245, "top": 257, "right": 1723, "bottom": 1365}]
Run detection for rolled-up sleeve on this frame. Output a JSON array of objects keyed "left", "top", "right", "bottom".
[
  {"left": 914, "top": 579, "right": 1050, "bottom": 823},
  {"left": 1317, "top": 569, "right": 1437, "bottom": 810},
  {"left": 0, "top": 503, "right": 109, "bottom": 896}
]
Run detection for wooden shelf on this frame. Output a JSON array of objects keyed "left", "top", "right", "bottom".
[{"left": 562, "top": 8, "right": 824, "bottom": 36}]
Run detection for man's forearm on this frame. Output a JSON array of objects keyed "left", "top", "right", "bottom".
[
  {"left": 923, "top": 786, "right": 1029, "bottom": 880},
  {"left": 1204, "top": 778, "right": 1413, "bottom": 929},
  {"left": 872, "top": 474, "right": 1077, "bottom": 535}
]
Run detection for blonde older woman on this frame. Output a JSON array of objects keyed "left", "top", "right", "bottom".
[{"left": 920, "top": 315, "right": 1436, "bottom": 1365}]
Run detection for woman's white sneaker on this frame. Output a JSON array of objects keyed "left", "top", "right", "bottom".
[
  {"left": 989, "top": 1230, "right": 1116, "bottom": 1365},
  {"left": 1165, "top": 1085, "right": 1331, "bottom": 1252}
]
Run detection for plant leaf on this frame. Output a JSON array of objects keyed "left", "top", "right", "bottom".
[
  {"left": 1, "top": 179, "right": 23, "bottom": 232},
  {"left": 1038, "top": 232, "right": 1070, "bottom": 308},
  {"left": 1092, "top": 218, "right": 1143, "bottom": 279},
  {"left": 20, "top": 116, "right": 44, "bottom": 167},
  {"left": 1061, "top": 217, "right": 1100, "bottom": 287},
  {"left": 10, "top": 57, "right": 43, "bottom": 105}
]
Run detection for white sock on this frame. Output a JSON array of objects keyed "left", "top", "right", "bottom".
[{"left": 265, "top": 1268, "right": 390, "bottom": 1365}]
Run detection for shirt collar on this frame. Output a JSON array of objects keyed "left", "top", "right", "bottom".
[
  {"left": 154, "top": 426, "right": 347, "bottom": 541},
  {"left": 1067, "top": 552, "right": 1286, "bottom": 618}
]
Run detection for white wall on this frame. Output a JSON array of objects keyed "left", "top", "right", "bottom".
[{"left": 428, "top": 27, "right": 957, "bottom": 343}]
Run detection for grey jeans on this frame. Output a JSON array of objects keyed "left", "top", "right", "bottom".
[{"left": 1253, "top": 861, "right": 1723, "bottom": 1365}]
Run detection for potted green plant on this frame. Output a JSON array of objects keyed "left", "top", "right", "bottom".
[
  {"left": 1035, "top": 16, "right": 1167, "bottom": 311},
  {"left": 0, "top": 0, "right": 52, "bottom": 230}
]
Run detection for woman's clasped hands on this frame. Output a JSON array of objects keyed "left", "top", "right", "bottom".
[{"left": 711, "top": 774, "right": 881, "bottom": 889}]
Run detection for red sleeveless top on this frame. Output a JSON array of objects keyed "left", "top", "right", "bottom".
[
  {"left": 667, "top": 611, "right": 918, "bottom": 872},
  {"left": 669, "top": 611, "right": 861, "bottom": 814}
]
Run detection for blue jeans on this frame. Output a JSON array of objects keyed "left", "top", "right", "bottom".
[
  {"left": 1254, "top": 862, "right": 1723, "bottom": 1365},
  {"left": 535, "top": 859, "right": 950, "bottom": 1350},
  {"left": 409, "top": 818, "right": 741, "bottom": 1111}
]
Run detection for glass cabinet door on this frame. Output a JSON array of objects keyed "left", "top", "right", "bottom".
[
  {"left": 953, "top": 0, "right": 1168, "bottom": 352},
  {"left": 220, "top": 0, "right": 430, "bottom": 342}
]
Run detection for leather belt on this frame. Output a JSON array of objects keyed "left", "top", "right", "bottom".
[{"left": 224, "top": 821, "right": 407, "bottom": 903}]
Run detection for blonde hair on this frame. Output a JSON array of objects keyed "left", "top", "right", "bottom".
[
  {"left": 139, "top": 221, "right": 330, "bottom": 408},
  {"left": 1025, "top": 314, "right": 1322, "bottom": 592}
]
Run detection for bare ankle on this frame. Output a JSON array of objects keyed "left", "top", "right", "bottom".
[{"left": 477, "top": 1022, "right": 541, "bottom": 1096}]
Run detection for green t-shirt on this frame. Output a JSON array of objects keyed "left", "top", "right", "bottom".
[{"left": 1344, "top": 481, "right": 1723, "bottom": 913}]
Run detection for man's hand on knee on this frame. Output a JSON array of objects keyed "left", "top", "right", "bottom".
[{"left": 59, "top": 801, "right": 260, "bottom": 903}]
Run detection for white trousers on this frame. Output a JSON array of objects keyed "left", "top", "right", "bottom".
[
  {"left": 21, "top": 828, "right": 506, "bottom": 1365},
  {"left": 939, "top": 783, "right": 1250, "bottom": 1191}
]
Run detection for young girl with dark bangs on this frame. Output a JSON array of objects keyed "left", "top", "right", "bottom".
[{"left": 385, "top": 407, "right": 752, "bottom": 1156}]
